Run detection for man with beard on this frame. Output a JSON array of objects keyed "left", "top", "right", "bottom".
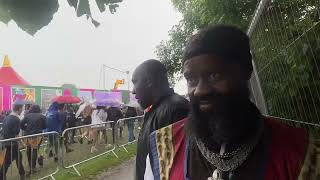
[
  {"left": 144, "top": 25, "right": 319, "bottom": 180},
  {"left": 132, "top": 59, "right": 189, "bottom": 180}
]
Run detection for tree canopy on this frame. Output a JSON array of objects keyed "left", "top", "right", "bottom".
[
  {"left": 0, "top": 0, "right": 123, "bottom": 35},
  {"left": 157, "top": 0, "right": 320, "bottom": 133},
  {"left": 156, "top": 0, "right": 258, "bottom": 84}
]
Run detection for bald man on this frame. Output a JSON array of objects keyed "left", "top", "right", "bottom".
[{"left": 132, "top": 59, "right": 189, "bottom": 180}]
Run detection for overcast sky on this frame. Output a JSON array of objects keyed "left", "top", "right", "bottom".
[{"left": 0, "top": 0, "right": 187, "bottom": 94}]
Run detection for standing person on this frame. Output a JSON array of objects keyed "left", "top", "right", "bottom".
[
  {"left": 58, "top": 104, "right": 73, "bottom": 153},
  {"left": 90, "top": 106, "right": 107, "bottom": 153},
  {"left": 20, "top": 103, "right": 32, "bottom": 136},
  {"left": 124, "top": 106, "right": 137, "bottom": 142},
  {"left": 66, "top": 106, "right": 77, "bottom": 144},
  {"left": 0, "top": 103, "right": 25, "bottom": 180},
  {"left": 20, "top": 105, "right": 46, "bottom": 175},
  {"left": 107, "top": 106, "right": 123, "bottom": 144},
  {"left": 144, "top": 25, "right": 320, "bottom": 180},
  {"left": 132, "top": 59, "right": 189, "bottom": 180},
  {"left": 77, "top": 103, "right": 93, "bottom": 144},
  {"left": 46, "top": 102, "right": 62, "bottom": 162}
]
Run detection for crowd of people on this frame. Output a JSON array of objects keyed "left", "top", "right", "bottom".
[
  {"left": 0, "top": 99, "right": 141, "bottom": 180},
  {"left": 0, "top": 24, "right": 319, "bottom": 180}
]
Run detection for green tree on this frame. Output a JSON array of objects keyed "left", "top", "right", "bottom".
[
  {"left": 0, "top": 0, "right": 122, "bottom": 35},
  {"left": 156, "top": 0, "right": 259, "bottom": 84},
  {"left": 159, "top": 0, "right": 320, "bottom": 134}
]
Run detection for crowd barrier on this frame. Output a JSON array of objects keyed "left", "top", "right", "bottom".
[
  {"left": 116, "top": 116, "right": 144, "bottom": 153},
  {"left": 0, "top": 115, "right": 144, "bottom": 179},
  {"left": 61, "top": 121, "right": 117, "bottom": 176},
  {"left": 0, "top": 132, "right": 60, "bottom": 180}
]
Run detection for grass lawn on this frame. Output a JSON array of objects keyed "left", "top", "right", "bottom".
[{"left": 55, "top": 143, "right": 137, "bottom": 180}]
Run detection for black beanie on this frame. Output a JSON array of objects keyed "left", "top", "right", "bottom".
[{"left": 183, "top": 25, "right": 253, "bottom": 77}]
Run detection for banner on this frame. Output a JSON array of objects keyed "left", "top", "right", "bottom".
[
  {"left": 94, "top": 91, "right": 108, "bottom": 102},
  {"left": 11, "top": 87, "right": 35, "bottom": 104},
  {"left": 41, "top": 89, "right": 62, "bottom": 111},
  {"left": 95, "top": 91, "right": 122, "bottom": 102},
  {"left": 107, "top": 91, "right": 122, "bottom": 102},
  {"left": 0, "top": 85, "right": 11, "bottom": 110}
]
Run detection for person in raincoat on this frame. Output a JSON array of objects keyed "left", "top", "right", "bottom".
[
  {"left": 76, "top": 103, "right": 93, "bottom": 144},
  {"left": 45, "top": 102, "right": 62, "bottom": 162},
  {"left": 90, "top": 106, "right": 108, "bottom": 153}
]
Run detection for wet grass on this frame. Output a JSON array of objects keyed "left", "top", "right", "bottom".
[
  {"left": 55, "top": 143, "right": 137, "bottom": 180},
  {"left": 4, "top": 125, "right": 138, "bottom": 180}
]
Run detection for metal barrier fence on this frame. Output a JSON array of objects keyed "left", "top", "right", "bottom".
[
  {"left": 61, "top": 121, "right": 117, "bottom": 176},
  {"left": 248, "top": 0, "right": 320, "bottom": 136},
  {"left": 0, "top": 115, "right": 143, "bottom": 179},
  {"left": 0, "top": 131, "right": 60, "bottom": 180},
  {"left": 116, "top": 116, "right": 144, "bottom": 153}
]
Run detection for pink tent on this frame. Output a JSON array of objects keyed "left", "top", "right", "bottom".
[{"left": 0, "top": 55, "right": 30, "bottom": 86}]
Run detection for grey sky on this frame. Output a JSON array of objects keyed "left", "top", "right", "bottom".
[{"left": 0, "top": 0, "right": 187, "bottom": 94}]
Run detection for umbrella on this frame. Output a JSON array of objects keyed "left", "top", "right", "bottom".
[
  {"left": 75, "top": 102, "right": 93, "bottom": 118},
  {"left": 51, "top": 95, "right": 81, "bottom": 104}
]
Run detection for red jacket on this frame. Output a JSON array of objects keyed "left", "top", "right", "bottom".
[{"left": 148, "top": 117, "right": 319, "bottom": 180}]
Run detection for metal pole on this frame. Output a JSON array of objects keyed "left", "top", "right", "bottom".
[
  {"left": 103, "top": 65, "right": 106, "bottom": 90},
  {"left": 126, "top": 71, "right": 130, "bottom": 92},
  {"left": 247, "top": 0, "right": 271, "bottom": 36},
  {"left": 251, "top": 60, "right": 268, "bottom": 114},
  {"left": 247, "top": 0, "right": 270, "bottom": 114}
]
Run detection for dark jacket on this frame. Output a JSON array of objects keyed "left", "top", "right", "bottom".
[
  {"left": 59, "top": 111, "right": 68, "bottom": 130},
  {"left": 125, "top": 107, "right": 138, "bottom": 126},
  {"left": 125, "top": 107, "right": 137, "bottom": 118},
  {"left": 107, "top": 107, "right": 123, "bottom": 123},
  {"left": 20, "top": 113, "right": 47, "bottom": 135},
  {"left": 2, "top": 114, "right": 21, "bottom": 141},
  {"left": 66, "top": 111, "right": 77, "bottom": 127},
  {"left": 135, "top": 92, "right": 189, "bottom": 180}
]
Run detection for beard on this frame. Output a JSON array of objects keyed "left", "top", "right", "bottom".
[{"left": 186, "top": 88, "right": 261, "bottom": 151}]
